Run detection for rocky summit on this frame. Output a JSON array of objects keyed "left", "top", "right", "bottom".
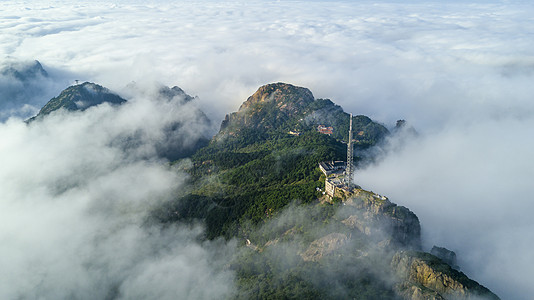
[
  {"left": 219, "top": 82, "right": 316, "bottom": 134},
  {"left": 218, "top": 82, "right": 389, "bottom": 148}
]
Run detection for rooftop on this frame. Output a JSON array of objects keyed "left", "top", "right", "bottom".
[{"left": 319, "top": 161, "right": 346, "bottom": 176}]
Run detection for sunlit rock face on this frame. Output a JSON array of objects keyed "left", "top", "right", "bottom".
[{"left": 391, "top": 251, "right": 499, "bottom": 300}]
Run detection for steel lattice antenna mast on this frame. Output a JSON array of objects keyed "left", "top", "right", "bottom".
[{"left": 345, "top": 113, "right": 354, "bottom": 187}]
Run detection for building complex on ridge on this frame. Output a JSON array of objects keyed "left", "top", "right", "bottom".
[
  {"left": 319, "top": 161, "right": 346, "bottom": 176},
  {"left": 319, "top": 113, "right": 358, "bottom": 198},
  {"left": 317, "top": 125, "right": 333, "bottom": 135}
]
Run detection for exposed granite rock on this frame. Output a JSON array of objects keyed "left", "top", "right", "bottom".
[
  {"left": 391, "top": 251, "right": 499, "bottom": 300},
  {"left": 343, "top": 189, "right": 421, "bottom": 249},
  {"left": 217, "top": 82, "right": 388, "bottom": 146},
  {"left": 300, "top": 232, "right": 348, "bottom": 262},
  {"left": 220, "top": 82, "right": 314, "bottom": 132},
  {"left": 239, "top": 82, "right": 314, "bottom": 112},
  {"left": 395, "top": 282, "right": 445, "bottom": 300}
]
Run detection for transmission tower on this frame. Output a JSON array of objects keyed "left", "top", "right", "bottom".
[{"left": 345, "top": 113, "right": 354, "bottom": 187}]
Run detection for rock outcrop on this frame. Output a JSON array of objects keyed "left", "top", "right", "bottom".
[
  {"left": 220, "top": 82, "right": 315, "bottom": 133},
  {"left": 391, "top": 251, "right": 499, "bottom": 300},
  {"left": 431, "top": 246, "right": 459, "bottom": 270},
  {"left": 238, "top": 82, "right": 314, "bottom": 112},
  {"left": 343, "top": 189, "right": 421, "bottom": 249},
  {"left": 300, "top": 232, "right": 348, "bottom": 262}
]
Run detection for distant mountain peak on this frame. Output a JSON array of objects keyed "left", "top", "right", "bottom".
[
  {"left": 28, "top": 82, "right": 126, "bottom": 122},
  {"left": 0, "top": 59, "right": 48, "bottom": 80},
  {"left": 157, "top": 85, "right": 194, "bottom": 102}
]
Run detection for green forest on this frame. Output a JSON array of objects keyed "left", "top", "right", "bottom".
[{"left": 148, "top": 85, "right": 399, "bottom": 298}]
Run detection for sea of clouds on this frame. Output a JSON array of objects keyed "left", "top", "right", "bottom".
[
  {"left": 0, "top": 83, "right": 233, "bottom": 299},
  {"left": 1, "top": 0, "right": 533, "bottom": 298}
]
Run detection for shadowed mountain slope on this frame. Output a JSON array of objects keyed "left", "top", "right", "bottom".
[{"left": 28, "top": 82, "right": 126, "bottom": 122}]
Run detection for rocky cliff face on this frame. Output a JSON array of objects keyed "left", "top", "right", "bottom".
[
  {"left": 391, "top": 251, "right": 500, "bottom": 300},
  {"left": 300, "top": 188, "right": 421, "bottom": 260},
  {"left": 342, "top": 189, "right": 421, "bottom": 249},
  {"left": 238, "top": 82, "right": 314, "bottom": 112},
  {"left": 220, "top": 82, "right": 315, "bottom": 133},
  {"left": 301, "top": 232, "right": 349, "bottom": 262},
  {"left": 239, "top": 186, "right": 499, "bottom": 299},
  {"left": 261, "top": 186, "right": 499, "bottom": 299}
]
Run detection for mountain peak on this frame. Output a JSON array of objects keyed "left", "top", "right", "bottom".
[
  {"left": 239, "top": 82, "right": 314, "bottom": 111},
  {"left": 157, "top": 85, "right": 194, "bottom": 102},
  {"left": 29, "top": 82, "right": 126, "bottom": 121},
  {"left": 0, "top": 60, "right": 48, "bottom": 81},
  {"left": 217, "top": 82, "right": 388, "bottom": 149},
  {"left": 218, "top": 82, "right": 318, "bottom": 136}
]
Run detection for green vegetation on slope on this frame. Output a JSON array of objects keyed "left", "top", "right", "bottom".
[
  {"left": 28, "top": 82, "right": 126, "bottom": 121},
  {"left": 149, "top": 82, "right": 498, "bottom": 300},
  {"left": 157, "top": 130, "right": 346, "bottom": 239},
  {"left": 154, "top": 83, "right": 389, "bottom": 239},
  {"left": 218, "top": 83, "right": 389, "bottom": 148}
]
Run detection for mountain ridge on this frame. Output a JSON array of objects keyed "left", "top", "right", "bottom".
[
  {"left": 28, "top": 81, "right": 499, "bottom": 300},
  {"left": 27, "top": 82, "right": 126, "bottom": 122},
  {"left": 160, "top": 82, "right": 500, "bottom": 300}
]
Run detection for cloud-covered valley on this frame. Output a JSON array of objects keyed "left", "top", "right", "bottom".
[
  {"left": 0, "top": 86, "right": 233, "bottom": 299},
  {"left": 2, "top": 0, "right": 534, "bottom": 298}
]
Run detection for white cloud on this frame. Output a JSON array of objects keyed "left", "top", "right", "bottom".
[
  {"left": 0, "top": 90, "right": 233, "bottom": 299},
  {"left": 1, "top": 0, "right": 534, "bottom": 298},
  {"left": 358, "top": 116, "right": 534, "bottom": 299},
  {"left": 0, "top": 59, "right": 62, "bottom": 120}
]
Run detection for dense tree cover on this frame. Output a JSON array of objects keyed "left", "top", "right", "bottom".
[
  {"left": 156, "top": 131, "right": 346, "bottom": 239},
  {"left": 149, "top": 83, "right": 399, "bottom": 298},
  {"left": 154, "top": 83, "right": 391, "bottom": 239},
  {"left": 149, "top": 123, "right": 402, "bottom": 299}
]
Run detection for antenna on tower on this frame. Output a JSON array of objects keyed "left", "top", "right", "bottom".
[{"left": 345, "top": 113, "right": 354, "bottom": 187}]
